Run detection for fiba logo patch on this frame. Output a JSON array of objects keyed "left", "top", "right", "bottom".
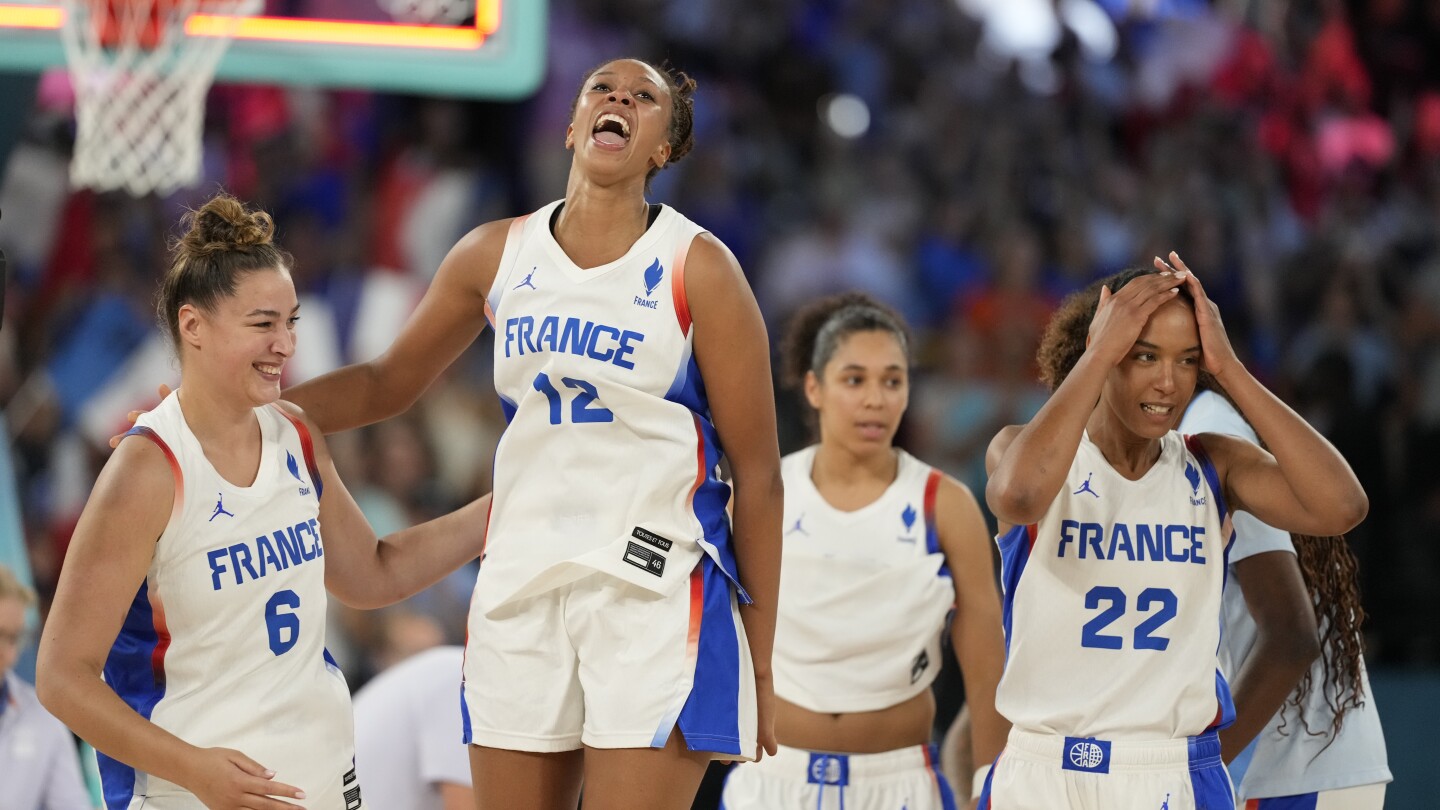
[
  {"left": 1184, "top": 461, "right": 1206, "bottom": 506},
  {"left": 1061, "top": 736, "right": 1111, "bottom": 774},
  {"left": 806, "top": 753, "right": 849, "bottom": 786},
  {"left": 1070, "top": 742, "right": 1104, "bottom": 768}
]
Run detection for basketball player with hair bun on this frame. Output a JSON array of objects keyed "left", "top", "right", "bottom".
[
  {"left": 37, "top": 193, "right": 493, "bottom": 810},
  {"left": 978, "top": 254, "right": 1368, "bottom": 810}
]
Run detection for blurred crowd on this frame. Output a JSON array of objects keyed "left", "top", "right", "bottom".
[{"left": 1, "top": 0, "right": 1438, "bottom": 683}]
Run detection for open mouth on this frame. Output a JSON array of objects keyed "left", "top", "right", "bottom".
[
  {"left": 255, "top": 363, "right": 282, "bottom": 378},
  {"left": 1140, "top": 403, "right": 1173, "bottom": 417},
  {"left": 592, "top": 112, "right": 631, "bottom": 147}
]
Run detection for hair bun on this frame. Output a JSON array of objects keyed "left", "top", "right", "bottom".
[{"left": 178, "top": 193, "right": 274, "bottom": 259}]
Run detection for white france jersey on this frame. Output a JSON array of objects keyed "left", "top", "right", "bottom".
[
  {"left": 1181, "top": 391, "right": 1391, "bottom": 798},
  {"left": 995, "top": 430, "right": 1235, "bottom": 740},
  {"left": 772, "top": 446, "right": 955, "bottom": 714},
  {"left": 477, "top": 200, "right": 742, "bottom": 615},
  {"left": 110, "top": 392, "right": 358, "bottom": 810}
]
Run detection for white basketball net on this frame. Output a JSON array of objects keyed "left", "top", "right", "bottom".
[{"left": 59, "top": 0, "right": 261, "bottom": 196}]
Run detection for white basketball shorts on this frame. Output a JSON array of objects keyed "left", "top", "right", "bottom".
[
  {"left": 977, "top": 728, "right": 1235, "bottom": 810},
  {"left": 722, "top": 743, "right": 958, "bottom": 810},
  {"left": 460, "top": 556, "right": 756, "bottom": 757}
]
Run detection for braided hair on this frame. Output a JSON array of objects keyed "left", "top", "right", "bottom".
[{"left": 1197, "top": 379, "right": 1369, "bottom": 741}]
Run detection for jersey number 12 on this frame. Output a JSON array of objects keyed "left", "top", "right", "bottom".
[{"left": 533, "top": 372, "right": 614, "bottom": 424}]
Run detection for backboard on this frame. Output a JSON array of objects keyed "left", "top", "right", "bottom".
[{"left": 0, "top": 0, "right": 547, "bottom": 99}]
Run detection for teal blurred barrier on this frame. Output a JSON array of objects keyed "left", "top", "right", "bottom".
[
  {"left": 1368, "top": 670, "right": 1440, "bottom": 809},
  {"left": 0, "top": 413, "right": 37, "bottom": 681}
]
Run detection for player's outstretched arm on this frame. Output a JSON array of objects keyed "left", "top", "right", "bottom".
[
  {"left": 36, "top": 438, "right": 305, "bottom": 809},
  {"left": 284, "top": 219, "right": 511, "bottom": 435},
  {"left": 686, "top": 232, "right": 783, "bottom": 761},
  {"left": 276, "top": 402, "right": 491, "bottom": 609},
  {"left": 936, "top": 475, "right": 1010, "bottom": 773}
]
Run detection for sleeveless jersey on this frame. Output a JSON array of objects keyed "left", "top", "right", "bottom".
[
  {"left": 106, "top": 393, "right": 357, "bottom": 809},
  {"left": 477, "top": 200, "right": 742, "bottom": 615},
  {"left": 994, "top": 430, "right": 1235, "bottom": 740},
  {"left": 1181, "top": 391, "right": 1391, "bottom": 798},
  {"left": 771, "top": 446, "right": 955, "bottom": 714}
]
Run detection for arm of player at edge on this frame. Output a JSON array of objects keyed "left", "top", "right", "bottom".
[
  {"left": 284, "top": 219, "right": 511, "bottom": 434},
  {"left": 685, "top": 232, "right": 783, "bottom": 761}
]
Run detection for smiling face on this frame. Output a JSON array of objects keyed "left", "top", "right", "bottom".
[
  {"left": 177, "top": 267, "right": 299, "bottom": 409},
  {"left": 566, "top": 59, "right": 675, "bottom": 184},
  {"left": 806, "top": 330, "right": 910, "bottom": 455},
  {"left": 1100, "top": 297, "right": 1202, "bottom": 439}
]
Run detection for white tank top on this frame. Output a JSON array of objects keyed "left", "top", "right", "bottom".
[
  {"left": 771, "top": 446, "right": 955, "bottom": 713},
  {"left": 1181, "top": 391, "right": 1391, "bottom": 797},
  {"left": 108, "top": 392, "right": 358, "bottom": 808},
  {"left": 476, "top": 201, "right": 743, "bottom": 616},
  {"left": 995, "top": 431, "right": 1235, "bottom": 740}
]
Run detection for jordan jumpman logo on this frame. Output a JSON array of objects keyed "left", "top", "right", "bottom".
[
  {"left": 514, "top": 268, "right": 538, "bottom": 290},
  {"left": 210, "top": 492, "right": 234, "bottom": 522},
  {"left": 1074, "top": 473, "right": 1100, "bottom": 498}
]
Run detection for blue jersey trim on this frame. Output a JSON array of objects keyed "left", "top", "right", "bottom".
[
  {"left": 497, "top": 393, "right": 518, "bottom": 424},
  {"left": 99, "top": 580, "right": 168, "bottom": 810},
  {"left": 676, "top": 556, "right": 744, "bottom": 756},
  {"left": 664, "top": 349, "right": 745, "bottom": 600},
  {"left": 1189, "top": 435, "right": 1239, "bottom": 732},
  {"left": 996, "top": 524, "right": 1036, "bottom": 659}
]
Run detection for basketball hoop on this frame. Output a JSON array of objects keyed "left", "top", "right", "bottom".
[{"left": 59, "top": 0, "right": 261, "bottom": 196}]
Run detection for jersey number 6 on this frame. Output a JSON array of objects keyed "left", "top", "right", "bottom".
[
  {"left": 265, "top": 589, "right": 301, "bottom": 656},
  {"left": 1080, "top": 586, "right": 1177, "bottom": 651}
]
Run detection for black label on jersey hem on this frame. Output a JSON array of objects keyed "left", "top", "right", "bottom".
[
  {"left": 624, "top": 541, "right": 666, "bottom": 577},
  {"left": 342, "top": 766, "right": 362, "bottom": 809},
  {"left": 631, "top": 526, "right": 675, "bottom": 552}
]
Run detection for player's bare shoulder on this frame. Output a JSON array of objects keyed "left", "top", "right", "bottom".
[{"left": 438, "top": 217, "right": 522, "bottom": 299}]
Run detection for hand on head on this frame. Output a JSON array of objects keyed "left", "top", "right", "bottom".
[
  {"left": 1086, "top": 264, "right": 1186, "bottom": 367},
  {"left": 1156, "top": 252, "right": 1240, "bottom": 379}
]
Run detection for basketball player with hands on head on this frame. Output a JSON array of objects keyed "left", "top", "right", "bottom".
[
  {"left": 721, "top": 293, "right": 1008, "bottom": 810},
  {"left": 979, "top": 253, "right": 1368, "bottom": 810},
  {"left": 36, "top": 194, "right": 493, "bottom": 810},
  {"left": 282, "top": 58, "right": 783, "bottom": 810}
]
